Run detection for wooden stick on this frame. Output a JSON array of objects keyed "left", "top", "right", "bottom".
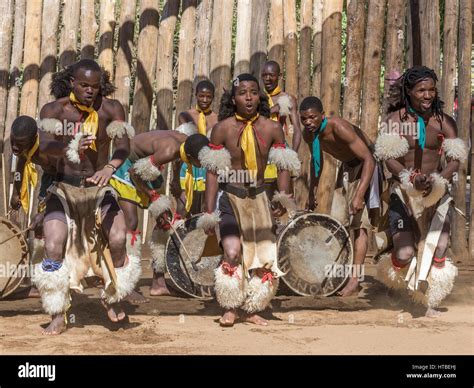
[
  {"left": 283, "top": 0, "right": 297, "bottom": 96},
  {"left": 168, "top": 222, "right": 199, "bottom": 271}
]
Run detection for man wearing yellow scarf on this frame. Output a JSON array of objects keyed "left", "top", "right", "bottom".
[
  {"left": 261, "top": 60, "right": 302, "bottom": 151},
  {"left": 35, "top": 59, "right": 138, "bottom": 335},
  {"left": 9, "top": 116, "right": 56, "bottom": 218},
  {"left": 110, "top": 127, "right": 209, "bottom": 297},
  {"left": 177, "top": 80, "right": 218, "bottom": 214},
  {"left": 197, "top": 73, "right": 301, "bottom": 328}
]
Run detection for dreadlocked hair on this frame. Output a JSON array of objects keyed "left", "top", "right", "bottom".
[
  {"left": 50, "top": 62, "right": 116, "bottom": 99},
  {"left": 386, "top": 65, "right": 444, "bottom": 121}
]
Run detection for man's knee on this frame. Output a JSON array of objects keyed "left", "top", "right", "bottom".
[
  {"left": 108, "top": 230, "right": 126, "bottom": 249},
  {"left": 224, "top": 246, "right": 240, "bottom": 265},
  {"left": 395, "top": 246, "right": 415, "bottom": 263},
  {"left": 44, "top": 237, "right": 65, "bottom": 259}
]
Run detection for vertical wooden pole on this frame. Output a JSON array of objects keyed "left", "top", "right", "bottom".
[
  {"left": 234, "top": 0, "right": 252, "bottom": 76},
  {"left": 311, "top": 0, "right": 323, "bottom": 96},
  {"left": 38, "top": 0, "right": 61, "bottom": 110},
  {"left": 193, "top": 0, "right": 213, "bottom": 89},
  {"left": 0, "top": 0, "right": 14, "bottom": 149},
  {"left": 409, "top": 0, "right": 422, "bottom": 67},
  {"left": 294, "top": 0, "right": 312, "bottom": 208},
  {"left": 283, "top": 0, "right": 298, "bottom": 96},
  {"left": 4, "top": 0, "right": 26, "bottom": 211},
  {"left": 114, "top": 0, "right": 137, "bottom": 116},
  {"left": 268, "top": 0, "right": 284, "bottom": 69},
  {"left": 317, "top": 0, "right": 343, "bottom": 214},
  {"left": 175, "top": 0, "right": 197, "bottom": 124},
  {"left": 60, "top": 0, "right": 80, "bottom": 68},
  {"left": 20, "top": 0, "right": 42, "bottom": 117},
  {"left": 98, "top": 0, "right": 116, "bottom": 77},
  {"left": 80, "top": 0, "right": 98, "bottom": 60},
  {"left": 342, "top": 0, "right": 366, "bottom": 126},
  {"left": 381, "top": 0, "right": 406, "bottom": 118},
  {"left": 455, "top": 0, "right": 472, "bottom": 261},
  {"left": 359, "top": 0, "right": 386, "bottom": 142},
  {"left": 440, "top": 0, "right": 458, "bottom": 116},
  {"left": 298, "top": 0, "right": 312, "bottom": 100},
  {"left": 0, "top": 0, "right": 14, "bottom": 215},
  {"left": 419, "top": 0, "right": 440, "bottom": 76},
  {"left": 210, "top": 0, "right": 234, "bottom": 111},
  {"left": 249, "top": 0, "right": 269, "bottom": 78},
  {"left": 155, "top": 0, "right": 179, "bottom": 131},
  {"left": 131, "top": 0, "right": 160, "bottom": 134}
]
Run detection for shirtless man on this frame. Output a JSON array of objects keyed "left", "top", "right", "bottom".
[
  {"left": 9, "top": 116, "right": 57, "bottom": 298},
  {"left": 300, "top": 96, "right": 378, "bottom": 297},
  {"left": 176, "top": 80, "right": 218, "bottom": 215},
  {"left": 261, "top": 60, "right": 302, "bottom": 151},
  {"left": 109, "top": 125, "right": 208, "bottom": 296},
  {"left": 34, "top": 59, "right": 137, "bottom": 334},
  {"left": 197, "top": 73, "right": 300, "bottom": 327},
  {"left": 375, "top": 66, "right": 464, "bottom": 316}
]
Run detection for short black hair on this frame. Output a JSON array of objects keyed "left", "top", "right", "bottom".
[
  {"left": 196, "top": 79, "right": 215, "bottom": 95},
  {"left": 263, "top": 60, "right": 281, "bottom": 74},
  {"left": 184, "top": 134, "right": 209, "bottom": 159},
  {"left": 11, "top": 116, "right": 38, "bottom": 138},
  {"left": 300, "top": 96, "right": 324, "bottom": 112},
  {"left": 72, "top": 59, "right": 102, "bottom": 75},
  {"left": 230, "top": 73, "right": 260, "bottom": 96}
]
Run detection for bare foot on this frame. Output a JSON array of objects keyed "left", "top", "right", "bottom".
[
  {"left": 425, "top": 307, "right": 441, "bottom": 318},
  {"left": 150, "top": 275, "right": 171, "bottom": 296},
  {"left": 42, "top": 314, "right": 66, "bottom": 335},
  {"left": 101, "top": 299, "right": 126, "bottom": 322},
  {"left": 27, "top": 286, "right": 40, "bottom": 298},
  {"left": 219, "top": 309, "right": 238, "bottom": 327},
  {"left": 242, "top": 312, "right": 268, "bottom": 326},
  {"left": 336, "top": 277, "right": 361, "bottom": 297},
  {"left": 125, "top": 289, "right": 149, "bottom": 304}
]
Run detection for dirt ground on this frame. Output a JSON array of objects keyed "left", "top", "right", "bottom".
[{"left": 0, "top": 260, "right": 472, "bottom": 355}]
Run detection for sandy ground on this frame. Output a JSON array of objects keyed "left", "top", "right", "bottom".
[{"left": 0, "top": 261, "right": 473, "bottom": 355}]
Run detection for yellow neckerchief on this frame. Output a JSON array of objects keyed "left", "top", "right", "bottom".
[
  {"left": 20, "top": 135, "right": 39, "bottom": 214},
  {"left": 179, "top": 143, "right": 194, "bottom": 212},
  {"left": 235, "top": 113, "right": 260, "bottom": 181},
  {"left": 195, "top": 105, "right": 212, "bottom": 136},
  {"left": 69, "top": 92, "right": 98, "bottom": 151},
  {"left": 265, "top": 85, "right": 282, "bottom": 121}
]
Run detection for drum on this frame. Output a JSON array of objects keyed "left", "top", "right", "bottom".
[
  {"left": 277, "top": 212, "right": 353, "bottom": 296},
  {"left": 166, "top": 214, "right": 222, "bottom": 299},
  {"left": 0, "top": 217, "right": 29, "bottom": 298}
]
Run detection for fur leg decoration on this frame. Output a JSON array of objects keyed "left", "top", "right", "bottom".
[
  {"left": 149, "top": 228, "right": 171, "bottom": 274},
  {"left": 214, "top": 263, "right": 246, "bottom": 309},
  {"left": 103, "top": 255, "right": 142, "bottom": 304},
  {"left": 32, "top": 260, "right": 71, "bottom": 316},
  {"left": 412, "top": 259, "right": 457, "bottom": 309},
  {"left": 376, "top": 253, "right": 410, "bottom": 290},
  {"left": 241, "top": 271, "right": 279, "bottom": 314}
]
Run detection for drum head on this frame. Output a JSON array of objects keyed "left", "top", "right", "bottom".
[
  {"left": 166, "top": 215, "right": 222, "bottom": 299},
  {"left": 0, "top": 217, "right": 29, "bottom": 298},
  {"left": 277, "top": 212, "right": 353, "bottom": 296}
]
